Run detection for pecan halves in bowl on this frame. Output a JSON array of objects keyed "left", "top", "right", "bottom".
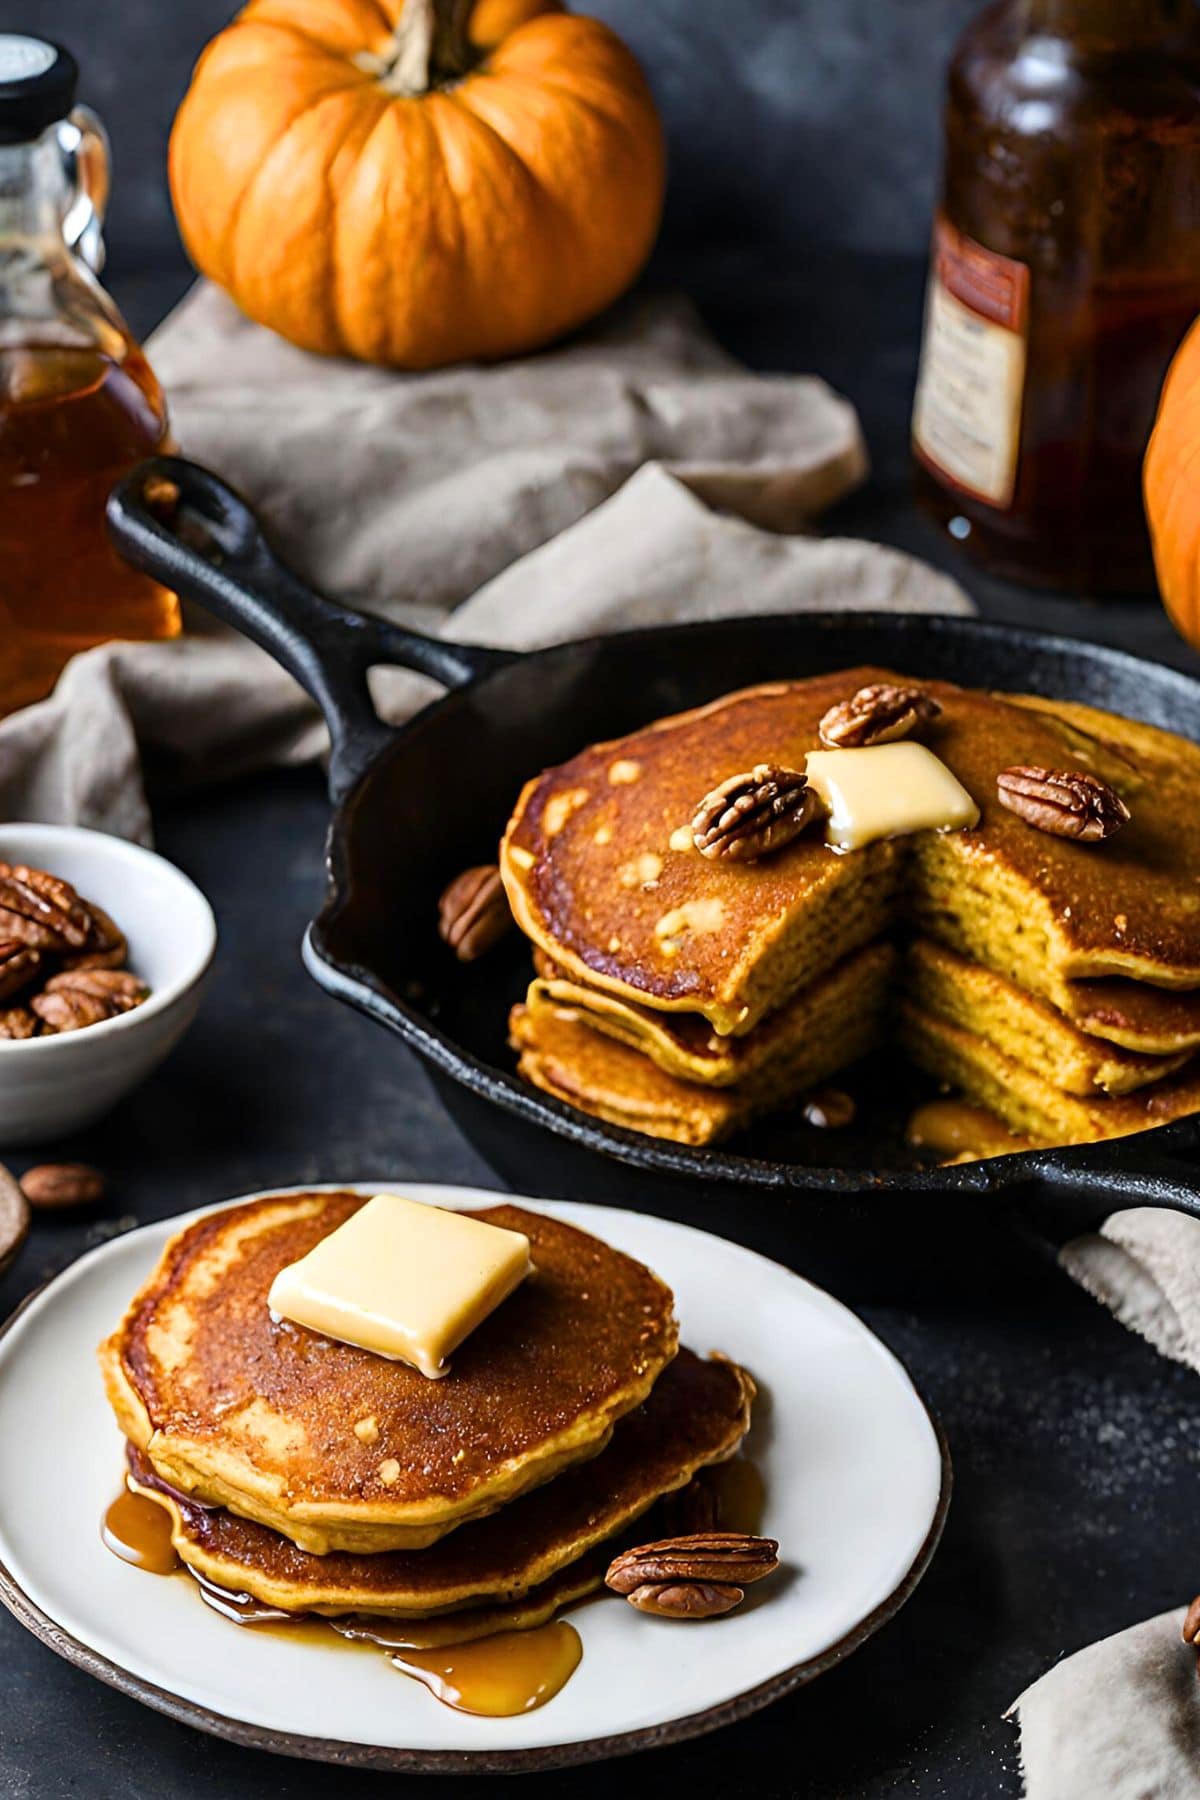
[
  {"left": 438, "top": 864, "right": 514, "bottom": 962},
  {"left": 0, "top": 943, "right": 43, "bottom": 1003},
  {"left": 692, "top": 765, "right": 819, "bottom": 862},
  {"left": 0, "top": 1005, "right": 38, "bottom": 1039},
  {"left": 606, "top": 1531, "right": 780, "bottom": 1620},
  {"left": 60, "top": 902, "right": 128, "bottom": 972},
  {"left": 818, "top": 683, "right": 942, "bottom": 750},
  {"left": 31, "top": 968, "right": 149, "bottom": 1033},
  {"left": 995, "top": 766, "right": 1130, "bottom": 842},
  {"left": 0, "top": 863, "right": 92, "bottom": 951}
]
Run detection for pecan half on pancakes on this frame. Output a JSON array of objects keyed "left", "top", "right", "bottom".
[
  {"left": 692, "top": 765, "right": 819, "bottom": 862},
  {"left": 996, "top": 766, "right": 1130, "bottom": 842},
  {"left": 818, "top": 683, "right": 942, "bottom": 750}
]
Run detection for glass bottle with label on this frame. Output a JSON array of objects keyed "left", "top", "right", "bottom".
[
  {"left": 0, "top": 36, "right": 179, "bottom": 719},
  {"left": 912, "top": 0, "right": 1200, "bottom": 594}
]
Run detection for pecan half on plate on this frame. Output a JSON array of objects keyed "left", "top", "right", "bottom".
[{"left": 606, "top": 1531, "right": 780, "bottom": 1620}]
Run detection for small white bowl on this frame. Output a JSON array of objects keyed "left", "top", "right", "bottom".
[{"left": 0, "top": 824, "right": 216, "bottom": 1146}]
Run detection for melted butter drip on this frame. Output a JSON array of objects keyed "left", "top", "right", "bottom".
[
  {"left": 192, "top": 1565, "right": 583, "bottom": 1713},
  {"left": 906, "top": 1098, "right": 1025, "bottom": 1162},
  {"left": 193, "top": 1575, "right": 352, "bottom": 1648},
  {"left": 101, "top": 1485, "right": 180, "bottom": 1576},
  {"left": 708, "top": 1457, "right": 766, "bottom": 1535},
  {"left": 102, "top": 1466, "right": 587, "bottom": 1718},
  {"left": 390, "top": 1622, "right": 583, "bottom": 1717}
]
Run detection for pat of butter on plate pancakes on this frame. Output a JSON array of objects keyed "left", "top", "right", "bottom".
[{"left": 267, "top": 1194, "right": 533, "bottom": 1377}]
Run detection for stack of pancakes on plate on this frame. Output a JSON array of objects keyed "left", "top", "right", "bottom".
[
  {"left": 500, "top": 667, "right": 1200, "bottom": 1151},
  {"left": 99, "top": 1193, "right": 753, "bottom": 1636}
]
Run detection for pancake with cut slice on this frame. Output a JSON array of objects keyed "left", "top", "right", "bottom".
[
  {"left": 898, "top": 1000, "right": 1200, "bottom": 1145},
  {"left": 510, "top": 958, "right": 885, "bottom": 1146},
  {"left": 501, "top": 673, "right": 909, "bottom": 1038},
  {"left": 101, "top": 1194, "right": 678, "bottom": 1555},
  {"left": 124, "top": 1348, "right": 753, "bottom": 1618},
  {"left": 526, "top": 941, "right": 895, "bottom": 1089},
  {"left": 905, "top": 938, "right": 1190, "bottom": 1096},
  {"left": 908, "top": 836, "right": 1200, "bottom": 1054},
  {"left": 501, "top": 668, "right": 1200, "bottom": 1048}
]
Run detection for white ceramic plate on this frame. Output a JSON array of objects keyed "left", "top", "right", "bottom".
[{"left": 0, "top": 1184, "right": 949, "bottom": 1772}]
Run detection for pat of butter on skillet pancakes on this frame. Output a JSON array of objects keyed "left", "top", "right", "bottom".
[
  {"left": 267, "top": 1195, "right": 533, "bottom": 1378},
  {"left": 805, "top": 742, "right": 979, "bottom": 852}
]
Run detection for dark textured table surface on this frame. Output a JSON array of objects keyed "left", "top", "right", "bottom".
[{"left": 4, "top": 251, "right": 1200, "bottom": 1800}]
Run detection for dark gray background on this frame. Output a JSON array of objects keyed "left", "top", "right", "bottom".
[
  {"left": 28, "top": 0, "right": 974, "bottom": 292},
  {"left": 7, "top": 6, "right": 1200, "bottom": 1800}
]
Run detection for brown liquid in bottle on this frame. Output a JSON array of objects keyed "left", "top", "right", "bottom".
[
  {"left": 0, "top": 342, "right": 180, "bottom": 716},
  {"left": 914, "top": 0, "right": 1200, "bottom": 594}
]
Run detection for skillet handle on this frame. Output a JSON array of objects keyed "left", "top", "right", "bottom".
[
  {"left": 106, "top": 455, "right": 515, "bottom": 800},
  {"left": 1030, "top": 1139, "right": 1200, "bottom": 1223}
]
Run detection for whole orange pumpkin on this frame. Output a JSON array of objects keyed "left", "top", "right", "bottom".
[
  {"left": 1145, "top": 315, "right": 1200, "bottom": 644},
  {"left": 169, "top": 0, "right": 665, "bottom": 368}
]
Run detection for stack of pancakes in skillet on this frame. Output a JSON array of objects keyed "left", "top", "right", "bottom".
[
  {"left": 501, "top": 666, "right": 1200, "bottom": 1150},
  {"left": 100, "top": 1193, "right": 753, "bottom": 1634}
]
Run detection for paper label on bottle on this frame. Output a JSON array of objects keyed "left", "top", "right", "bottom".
[{"left": 912, "top": 215, "right": 1029, "bottom": 510}]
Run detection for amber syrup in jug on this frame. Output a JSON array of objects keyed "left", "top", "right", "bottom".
[{"left": 0, "top": 37, "right": 178, "bottom": 718}]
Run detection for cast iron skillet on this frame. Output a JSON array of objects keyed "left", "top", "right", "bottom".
[{"left": 107, "top": 456, "right": 1200, "bottom": 1289}]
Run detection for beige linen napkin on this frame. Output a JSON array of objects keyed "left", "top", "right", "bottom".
[
  {"left": 0, "top": 282, "right": 971, "bottom": 842},
  {"left": 1061, "top": 1207, "right": 1200, "bottom": 1371},
  {"left": 1011, "top": 1606, "right": 1200, "bottom": 1799}
]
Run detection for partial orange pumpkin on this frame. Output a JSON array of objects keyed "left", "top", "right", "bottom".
[
  {"left": 1146, "top": 315, "right": 1200, "bottom": 643},
  {"left": 169, "top": 0, "right": 666, "bottom": 368}
]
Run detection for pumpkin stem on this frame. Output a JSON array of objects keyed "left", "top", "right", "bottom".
[
  {"left": 377, "top": 0, "right": 478, "bottom": 95},
  {"left": 432, "top": 0, "right": 477, "bottom": 79}
]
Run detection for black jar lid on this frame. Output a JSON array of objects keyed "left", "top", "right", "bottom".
[{"left": 0, "top": 36, "right": 77, "bottom": 144}]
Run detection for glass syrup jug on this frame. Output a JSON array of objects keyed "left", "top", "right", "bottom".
[{"left": 0, "top": 35, "right": 178, "bottom": 719}]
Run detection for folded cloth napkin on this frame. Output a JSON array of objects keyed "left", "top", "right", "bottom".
[
  {"left": 1061, "top": 1207, "right": 1200, "bottom": 1371},
  {"left": 1010, "top": 1606, "right": 1200, "bottom": 1799},
  {"left": 0, "top": 281, "right": 971, "bottom": 842}
]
